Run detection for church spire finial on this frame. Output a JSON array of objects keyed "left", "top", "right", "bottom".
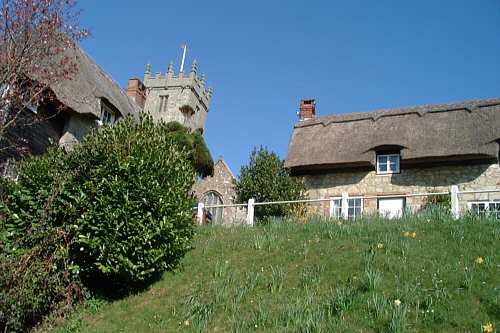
[
  {"left": 189, "top": 59, "right": 197, "bottom": 79},
  {"left": 167, "top": 61, "right": 174, "bottom": 78},
  {"left": 144, "top": 63, "right": 151, "bottom": 81}
]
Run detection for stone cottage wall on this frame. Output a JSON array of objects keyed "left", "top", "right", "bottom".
[{"left": 302, "top": 163, "right": 500, "bottom": 216}]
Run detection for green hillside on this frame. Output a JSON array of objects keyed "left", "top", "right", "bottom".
[{"left": 49, "top": 213, "right": 499, "bottom": 333}]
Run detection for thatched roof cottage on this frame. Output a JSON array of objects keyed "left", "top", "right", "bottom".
[
  {"left": 285, "top": 98, "right": 500, "bottom": 218},
  {"left": 0, "top": 46, "right": 141, "bottom": 178}
]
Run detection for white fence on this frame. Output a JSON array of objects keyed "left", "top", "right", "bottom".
[{"left": 197, "top": 186, "right": 500, "bottom": 226}]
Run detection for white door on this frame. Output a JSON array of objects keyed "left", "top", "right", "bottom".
[{"left": 378, "top": 198, "right": 404, "bottom": 219}]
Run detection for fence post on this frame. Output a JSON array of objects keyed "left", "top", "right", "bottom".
[
  {"left": 197, "top": 202, "right": 204, "bottom": 225},
  {"left": 246, "top": 198, "right": 255, "bottom": 226},
  {"left": 450, "top": 185, "right": 460, "bottom": 220},
  {"left": 341, "top": 192, "right": 349, "bottom": 220},
  {"left": 329, "top": 197, "right": 334, "bottom": 218}
]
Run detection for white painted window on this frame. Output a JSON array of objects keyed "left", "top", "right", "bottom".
[
  {"left": 468, "top": 201, "right": 500, "bottom": 218},
  {"left": 330, "top": 197, "right": 363, "bottom": 219},
  {"left": 330, "top": 198, "right": 342, "bottom": 219},
  {"left": 377, "top": 154, "right": 400, "bottom": 174},
  {"left": 100, "top": 107, "right": 115, "bottom": 125}
]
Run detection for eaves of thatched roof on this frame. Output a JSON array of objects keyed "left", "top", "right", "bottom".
[
  {"left": 285, "top": 98, "right": 500, "bottom": 172},
  {"left": 48, "top": 46, "right": 140, "bottom": 120}
]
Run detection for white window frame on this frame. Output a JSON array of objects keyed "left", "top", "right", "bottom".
[
  {"left": 467, "top": 201, "right": 500, "bottom": 218},
  {"left": 376, "top": 154, "right": 400, "bottom": 175},
  {"left": 330, "top": 196, "right": 364, "bottom": 219},
  {"left": 100, "top": 104, "right": 116, "bottom": 125}
]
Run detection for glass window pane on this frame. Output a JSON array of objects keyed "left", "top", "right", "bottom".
[
  {"left": 389, "top": 162, "right": 397, "bottom": 171},
  {"left": 378, "top": 156, "right": 387, "bottom": 164},
  {"left": 332, "top": 199, "right": 341, "bottom": 218},
  {"left": 389, "top": 155, "right": 399, "bottom": 164},
  {"left": 355, "top": 198, "right": 361, "bottom": 207},
  {"left": 378, "top": 163, "right": 387, "bottom": 172}
]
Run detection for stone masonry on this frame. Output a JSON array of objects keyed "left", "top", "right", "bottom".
[
  {"left": 303, "top": 163, "right": 500, "bottom": 216},
  {"left": 141, "top": 61, "right": 212, "bottom": 133},
  {"left": 192, "top": 159, "right": 246, "bottom": 224}
]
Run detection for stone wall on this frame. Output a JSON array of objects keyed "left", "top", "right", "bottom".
[
  {"left": 303, "top": 163, "right": 500, "bottom": 216},
  {"left": 192, "top": 160, "right": 246, "bottom": 224},
  {"left": 143, "top": 64, "right": 211, "bottom": 133},
  {"left": 59, "top": 113, "right": 95, "bottom": 150}
]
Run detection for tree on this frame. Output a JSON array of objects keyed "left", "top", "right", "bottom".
[
  {"left": 0, "top": 0, "right": 89, "bottom": 152},
  {"left": 163, "top": 121, "right": 213, "bottom": 177},
  {"left": 235, "top": 146, "right": 307, "bottom": 221}
]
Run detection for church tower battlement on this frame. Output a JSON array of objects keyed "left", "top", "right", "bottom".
[{"left": 140, "top": 57, "right": 213, "bottom": 133}]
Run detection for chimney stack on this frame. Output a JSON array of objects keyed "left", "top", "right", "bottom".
[
  {"left": 127, "top": 78, "right": 146, "bottom": 109},
  {"left": 299, "top": 99, "right": 316, "bottom": 121}
]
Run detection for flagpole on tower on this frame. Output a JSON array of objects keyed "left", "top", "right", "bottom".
[{"left": 179, "top": 43, "right": 187, "bottom": 73}]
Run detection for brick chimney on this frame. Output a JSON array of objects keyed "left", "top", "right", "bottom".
[
  {"left": 299, "top": 99, "right": 316, "bottom": 121},
  {"left": 127, "top": 78, "right": 146, "bottom": 109}
]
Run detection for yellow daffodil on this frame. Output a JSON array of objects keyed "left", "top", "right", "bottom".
[
  {"left": 183, "top": 320, "right": 190, "bottom": 326},
  {"left": 482, "top": 322, "right": 493, "bottom": 333},
  {"left": 377, "top": 243, "right": 384, "bottom": 249},
  {"left": 394, "top": 299, "right": 401, "bottom": 306},
  {"left": 403, "top": 231, "right": 410, "bottom": 237},
  {"left": 410, "top": 232, "right": 417, "bottom": 238},
  {"left": 475, "top": 257, "right": 485, "bottom": 264}
]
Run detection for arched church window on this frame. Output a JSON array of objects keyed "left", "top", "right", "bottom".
[{"left": 203, "top": 191, "right": 223, "bottom": 223}]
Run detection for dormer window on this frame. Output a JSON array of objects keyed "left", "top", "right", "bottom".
[
  {"left": 377, "top": 153, "right": 400, "bottom": 174},
  {"left": 100, "top": 102, "right": 116, "bottom": 125}
]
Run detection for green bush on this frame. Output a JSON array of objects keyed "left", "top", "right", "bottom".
[
  {"left": 0, "top": 233, "right": 83, "bottom": 332},
  {"left": 0, "top": 116, "right": 199, "bottom": 331},
  {"left": 163, "top": 121, "right": 213, "bottom": 177},
  {"left": 235, "top": 146, "right": 307, "bottom": 221},
  {"left": 422, "top": 193, "right": 451, "bottom": 214}
]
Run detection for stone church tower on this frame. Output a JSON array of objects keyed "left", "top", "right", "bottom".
[{"left": 127, "top": 58, "right": 212, "bottom": 134}]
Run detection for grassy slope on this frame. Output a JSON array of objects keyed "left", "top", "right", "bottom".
[{"left": 51, "top": 213, "right": 499, "bottom": 333}]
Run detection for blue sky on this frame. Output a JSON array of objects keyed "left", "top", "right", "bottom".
[{"left": 80, "top": 0, "right": 500, "bottom": 174}]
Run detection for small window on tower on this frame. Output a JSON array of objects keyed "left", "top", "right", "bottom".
[{"left": 159, "top": 95, "right": 168, "bottom": 113}]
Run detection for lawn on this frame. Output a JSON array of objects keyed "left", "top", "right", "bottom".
[{"left": 48, "top": 212, "right": 499, "bottom": 332}]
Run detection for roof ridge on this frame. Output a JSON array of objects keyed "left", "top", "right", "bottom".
[
  {"left": 297, "top": 97, "right": 500, "bottom": 128},
  {"left": 216, "top": 159, "right": 236, "bottom": 180}
]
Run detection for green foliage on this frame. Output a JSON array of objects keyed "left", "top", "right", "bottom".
[
  {"left": 422, "top": 193, "right": 451, "bottom": 213},
  {"left": 0, "top": 116, "right": 198, "bottom": 331},
  {"left": 0, "top": 234, "right": 83, "bottom": 332},
  {"left": 235, "top": 146, "right": 307, "bottom": 221},
  {"left": 162, "top": 121, "right": 214, "bottom": 177}
]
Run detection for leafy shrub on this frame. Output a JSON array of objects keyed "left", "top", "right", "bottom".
[
  {"left": 0, "top": 232, "right": 83, "bottom": 332},
  {"left": 0, "top": 116, "right": 199, "bottom": 331},
  {"left": 235, "top": 146, "right": 307, "bottom": 221},
  {"left": 422, "top": 193, "right": 451, "bottom": 214},
  {"left": 163, "top": 121, "right": 213, "bottom": 177}
]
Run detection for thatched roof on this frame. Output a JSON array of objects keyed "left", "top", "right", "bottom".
[
  {"left": 48, "top": 46, "right": 140, "bottom": 119},
  {"left": 285, "top": 98, "right": 500, "bottom": 172}
]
